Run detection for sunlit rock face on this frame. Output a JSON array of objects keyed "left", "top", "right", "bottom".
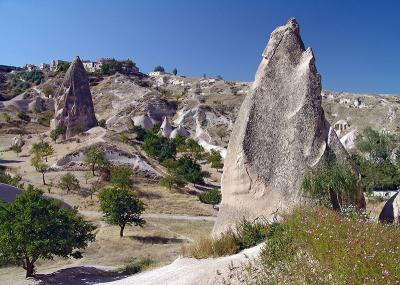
[
  {"left": 52, "top": 56, "right": 97, "bottom": 138},
  {"left": 213, "top": 18, "right": 365, "bottom": 235}
]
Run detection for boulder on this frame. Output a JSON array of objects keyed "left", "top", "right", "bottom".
[
  {"left": 52, "top": 56, "right": 97, "bottom": 139},
  {"left": 379, "top": 192, "right": 400, "bottom": 224},
  {"left": 133, "top": 114, "right": 154, "bottom": 130},
  {"left": 11, "top": 135, "right": 24, "bottom": 148},
  {"left": 159, "top": 116, "right": 173, "bottom": 138},
  {"left": 170, "top": 125, "right": 190, "bottom": 139},
  {"left": 213, "top": 18, "right": 365, "bottom": 235}
]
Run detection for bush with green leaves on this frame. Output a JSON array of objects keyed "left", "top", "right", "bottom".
[
  {"left": 111, "top": 165, "right": 133, "bottom": 190},
  {"left": 38, "top": 112, "right": 53, "bottom": 127},
  {"left": 199, "top": 188, "right": 221, "bottom": 208},
  {"left": 42, "top": 86, "right": 54, "bottom": 97},
  {"left": 120, "top": 258, "right": 154, "bottom": 275},
  {"left": 132, "top": 125, "right": 147, "bottom": 141},
  {"left": 99, "top": 187, "right": 145, "bottom": 237},
  {"left": 97, "top": 118, "right": 107, "bottom": 128},
  {"left": 58, "top": 172, "right": 80, "bottom": 193},
  {"left": 50, "top": 125, "right": 66, "bottom": 142},
  {"left": 160, "top": 174, "right": 186, "bottom": 191},
  {"left": 175, "top": 156, "right": 204, "bottom": 185},
  {"left": 0, "top": 171, "right": 22, "bottom": 187},
  {"left": 207, "top": 149, "right": 223, "bottom": 170},
  {"left": 0, "top": 186, "right": 96, "bottom": 277}
]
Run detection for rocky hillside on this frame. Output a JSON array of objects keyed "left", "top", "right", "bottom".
[{"left": 1, "top": 68, "right": 399, "bottom": 153}]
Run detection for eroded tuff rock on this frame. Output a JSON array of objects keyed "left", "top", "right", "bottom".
[
  {"left": 52, "top": 56, "right": 97, "bottom": 138},
  {"left": 213, "top": 18, "right": 365, "bottom": 235},
  {"left": 379, "top": 192, "right": 400, "bottom": 224}
]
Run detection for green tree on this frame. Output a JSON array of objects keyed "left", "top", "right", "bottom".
[
  {"left": 302, "top": 161, "right": 358, "bottom": 212},
  {"left": 132, "top": 125, "right": 147, "bottom": 141},
  {"left": 215, "top": 127, "right": 227, "bottom": 142},
  {"left": 31, "top": 154, "right": 48, "bottom": 185},
  {"left": 176, "top": 156, "right": 204, "bottom": 186},
  {"left": 58, "top": 173, "right": 80, "bottom": 193},
  {"left": 207, "top": 149, "right": 223, "bottom": 170},
  {"left": 84, "top": 146, "right": 108, "bottom": 176},
  {"left": 0, "top": 187, "right": 96, "bottom": 277},
  {"left": 153, "top": 65, "right": 165, "bottom": 72},
  {"left": 111, "top": 165, "right": 133, "bottom": 190},
  {"left": 30, "top": 140, "right": 54, "bottom": 162},
  {"left": 172, "top": 68, "right": 177, "bottom": 76},
  {"left": 11, "top": 144, "right": 22, "bottom": 156},
  {"left": 185, "top": 139, "right": 204, "bottom": 161},
  {"left": 99, "top": 187, "right": 145, "bottom": 237},
  {"left": 50, "top": 125, "right": 65, "bottom": 142},
  {"left": 199, "top": 188, "right": 222, "bottom": 209}
]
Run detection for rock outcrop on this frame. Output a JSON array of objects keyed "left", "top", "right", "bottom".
[
  {"left": 52, "top": 56, "right": 97, "bottom": 138},
  {"left": 11, "top": 135, "right": 24, "bottom": 148},
  {"left": 159, "top": 116, "right": 173, "bottom": 138},
  {"left": 379, "top": 192, "right": 400, "bottom": 224},
  {"left": 213, "top": 18, "right": 365, "bottom": 235}
]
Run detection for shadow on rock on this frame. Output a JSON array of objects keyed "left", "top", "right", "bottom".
[{"left": 33, "top": 266, "right": 125, "bottom": 285}]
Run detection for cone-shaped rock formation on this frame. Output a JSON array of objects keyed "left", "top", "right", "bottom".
[
  {"left": 213, "top": 18, "right": 365, "bottom": 235},
  {"left": 52, "top": 56, "right": 97, "bottom": 138}
]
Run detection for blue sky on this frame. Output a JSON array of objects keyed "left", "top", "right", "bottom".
[{"left": 0, "top": 0, "right": 399, "bottom": 94}]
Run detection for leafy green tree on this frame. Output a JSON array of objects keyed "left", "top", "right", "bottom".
[
  {"left": 216, "top": 127, "right": 227, "bottom": 142},
  {"left": 207, "top": 149, "right": 223, "bottom": 170},
  {"left": 58, "top": 173, "right": 80, "bottom": 193},
  {"left": 132, "top": 126, "right": 147, "bottom": 141},
  {"left": 172, "top": 68, "right": 177, "bottom": 76},
  {"left": 199, "top": 188, "right": 222, "bottom": 208},
  {"left": 84, "top": 146, "right": 108, "bottom": 176},
  {"left": 99, "top": 187, "right": 145, "bottom": 237},
  {"left": 31, "top": 154, "right": 48, "bottom": 185},
  {"left": 111, "top": 165, "right": 133, "bottom": 190},
  {"left": 176, "top": 156, "right": 204, "bottom": 186},
  {"left": 185, "top": 139, "right": 204, "bottom": 161},
  {"left": 153, "top": 65, "right": 165, "bottom": 72},
  {"left": 302, "top": 161, "right": 358, "bottom": 211},
  {"left": 0, "top": 187, "right": 96, "bottom": 277},
  {"left": 142, "top": 133, "right": 176, "bottom": 162},
  {"left": 30, "top": 140, "right": 54, "bottom": 162},
  {"left": 101, "top": 60, "right": 123, "bottom": 75},
  {"left": 171, "top": 134, "right": 186, "bottom": 152}
]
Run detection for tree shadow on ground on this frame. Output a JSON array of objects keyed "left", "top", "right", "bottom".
[
  {"left": 136, "top": 190, "right": 162, "bottom": 199},
  {"left": 129, "top": 235, "right": 186, "bottom": 244},
  {"left": 33, "top": 266, "right": 125, "bottom": 285},
  {"left": 0, "top": 159, "right": 23, "bottom": 164}
]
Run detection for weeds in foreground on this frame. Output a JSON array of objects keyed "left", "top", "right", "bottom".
[{"left": 260, "top": 207, "right": 400, "bottom": 284}]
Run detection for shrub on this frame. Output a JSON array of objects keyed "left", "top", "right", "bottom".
[
  {"left": 42, "top": 86, "right": 54, "bottom": 97},
  {"left": 38, "top": 112, "right": 53, "bottom": 127},
  {"left": 98, "top": 119, "right": 107, "bottom": 128},
  {"left": 199, "top": 188, "right": 221, "bottom": 208},
  {"left": 207, "top": 149, "right": 223, "bottom": 170},
  {"left": 120, "top": 258, "right": 154, "bottom": 275},
  {"left": 50, "top": 125, "right": 65, "bottom": 142},
  {"left": 132, "top": 126, "right": 146, "bottom": 141}
]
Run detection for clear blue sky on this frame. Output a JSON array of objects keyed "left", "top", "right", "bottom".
[{"left": 0, "top": 0, "right": 399, "bottom": 94}]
